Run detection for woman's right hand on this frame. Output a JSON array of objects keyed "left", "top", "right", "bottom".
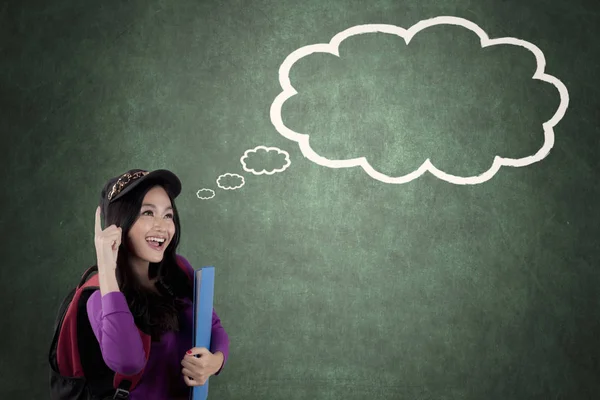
[{"left": 94, "top": 206, "right": 122, "bottom": 273}]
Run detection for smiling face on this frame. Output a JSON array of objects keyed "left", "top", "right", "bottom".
[{"left": 127, "top": 185, "right": 176, "bottom": 265}]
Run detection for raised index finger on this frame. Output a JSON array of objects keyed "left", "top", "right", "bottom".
[{"left": 95, "top": 206, "right": 102, "bottom": 235}]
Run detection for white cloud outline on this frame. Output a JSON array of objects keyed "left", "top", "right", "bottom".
[
  {"left": 216, "top": 173, "right": 245, "bottom": 190},
  {"left": 269, "top": 16, "right": 570, "bottom": 185},
  {"left": 240, "top": 145, "right": 292, "bottom": 175},
  {"left": 196, "top": 188, "right": 215, "bottom": 200}
]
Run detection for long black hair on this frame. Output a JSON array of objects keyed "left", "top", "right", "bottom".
[{"left": 103, "top": 179, "right": 193, "bottom": 341}]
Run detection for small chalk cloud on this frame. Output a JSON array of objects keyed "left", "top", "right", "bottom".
[
  {"left": 269, "top": 16, "right": 569, "bottom": 185},
  {"left": 196, "top": 148, "right": 288, "bottom": 200},
  {"left": 240, "top": 145, "right": 291, "bottom": 175},
  {"left": 216, "top": 173, "right": 245, "bottom": 190},
  {"left": 196, "top": 188, "right": 215, "bottom": 200}
]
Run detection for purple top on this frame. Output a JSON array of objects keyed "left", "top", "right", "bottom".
[{"left": 86, "top": 259, "right": 229, "bottom": 399}]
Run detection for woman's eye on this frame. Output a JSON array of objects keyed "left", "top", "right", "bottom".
[{"left": 141, "top": 210, "right": 173, "bottom": 218}]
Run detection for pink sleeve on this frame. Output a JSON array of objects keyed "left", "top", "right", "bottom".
[{"left": 86, "top": 290, "right": 147, "bottom": 375}]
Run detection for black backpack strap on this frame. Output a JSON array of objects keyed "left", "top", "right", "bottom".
[
  {"left": 78, "top": 265, "right": 98, "bottom": 288},
  {"left": 100, "top": 379, "right": 131, "bottom": 400},
  {"left": 111, "top": 379, "right": 131, "bottom": 399}
]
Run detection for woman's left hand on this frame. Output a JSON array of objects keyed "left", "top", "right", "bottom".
[{"left": 181, "top": 347, "right": 224, "bottom": 386}]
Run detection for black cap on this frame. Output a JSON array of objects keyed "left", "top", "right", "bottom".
[{"left": 100, "top": 169, "right": 181, "bottom": 221}]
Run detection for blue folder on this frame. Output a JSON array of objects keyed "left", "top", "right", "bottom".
[{"left": 190, "top": 266, "right": 215, "bottom": 400}]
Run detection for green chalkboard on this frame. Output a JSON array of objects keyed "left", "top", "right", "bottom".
[{"left": 1, "top": 0, "right": 599, "bottom": 399}]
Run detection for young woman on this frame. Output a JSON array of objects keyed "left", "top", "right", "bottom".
[{"left": 87, "top": 169, "right": 229, "bottom": 399}]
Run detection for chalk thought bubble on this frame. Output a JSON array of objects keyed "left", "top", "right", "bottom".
[
  {"left": 196, "top": 188, "right": 216, "bottom": 200},
  {"left": 240, "top": 145, "right": 291, "bottom": 175},
  {"left": 270, "top": 16, "right": 569, "bottom": 185},
  {"left": 216, "top": 173, "right": 245, "bottom": 190}
]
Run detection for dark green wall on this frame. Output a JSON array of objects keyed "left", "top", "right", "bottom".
[{"left": 1, "top": 0, "right": 599, "bottom": 398}]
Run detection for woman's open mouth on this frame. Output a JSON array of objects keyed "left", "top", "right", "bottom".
[{"left": 146, "top": 237, "right": 166, "bottom": 251}]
